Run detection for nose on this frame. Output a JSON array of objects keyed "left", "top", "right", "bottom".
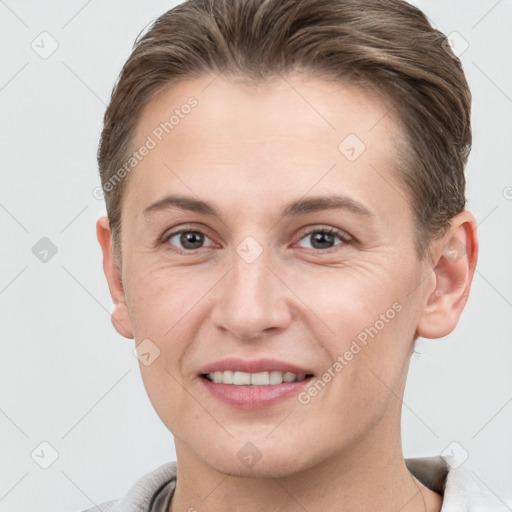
[{"left": 210, "top": 246, "right": 293, "bottom": 341}]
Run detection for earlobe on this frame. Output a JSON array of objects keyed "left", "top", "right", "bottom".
[
  {"left": 416, "top": 211, "right": 478, "bottom": 339},
  {"left": 96, "top": 216, "right": 134, "bottom": 339}
]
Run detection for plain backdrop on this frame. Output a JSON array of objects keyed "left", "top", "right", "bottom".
[{"left": 0, "top": 1, "right": 511, "bottom": 510}]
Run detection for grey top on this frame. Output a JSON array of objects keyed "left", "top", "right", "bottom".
[{"left": 84, "top": 455, "right": 512, "bottom": 512}]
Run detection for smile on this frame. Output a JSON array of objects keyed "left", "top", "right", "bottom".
[{"left": 203, "top": 370, "right": 312, "bottom": 386}]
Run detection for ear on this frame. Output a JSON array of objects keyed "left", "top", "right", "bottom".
[
  {"left": 96, "top": 216, "right": 134, "bottom": 339},
  {"left": 416, "top": 210, "right": 479, "bottom": 339}
]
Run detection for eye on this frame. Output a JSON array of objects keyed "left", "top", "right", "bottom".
[
  {"left": 161, "top": 225, "right": 352, "bottom": 254},
  {"left": 163, "top": 228, "right": 215, "bottom": 253},
  {"left": 294, "top": 226, "right": 352, "bottom": 252}
]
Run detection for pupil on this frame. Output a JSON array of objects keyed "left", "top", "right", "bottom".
[
  {"left": 312, "top": 231, "right": 334, "bottom": 249},
  {"left": 181, "top": 232, "right": 203, "bottom": 249}
]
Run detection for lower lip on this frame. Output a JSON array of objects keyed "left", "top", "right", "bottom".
[{"left": 199, "top": 376, "right": 313, "bottom": 409}]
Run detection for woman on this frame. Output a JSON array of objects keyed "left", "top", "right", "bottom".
[{"left": 93, "top": 0, "right": 511, "bottom": 510}]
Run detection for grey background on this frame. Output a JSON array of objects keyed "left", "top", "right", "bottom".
[{"left": 1, "top": 1, "right": 511, "bottom": 510}]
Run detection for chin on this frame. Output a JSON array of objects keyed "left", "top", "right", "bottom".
[
  {"left": 211, "top": 453, "right": 307, "bottom": 479},
  {"left": 192, "top": 436, "right": 315, "bottom": 479}
]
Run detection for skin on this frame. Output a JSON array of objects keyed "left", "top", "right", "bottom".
[{"left": 97, "top": 72, "right": 478, "bottom": 512}]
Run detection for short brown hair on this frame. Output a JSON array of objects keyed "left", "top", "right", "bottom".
[{"left": 98, "top": 0, "right": 471, "bottom": 268}]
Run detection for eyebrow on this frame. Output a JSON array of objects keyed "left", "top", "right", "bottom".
[{"left": 141, "top": 193, "right": 375, "bottom": 221}]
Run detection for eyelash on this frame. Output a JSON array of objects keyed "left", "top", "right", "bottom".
[{"left": 160, "top": 225, "right": 353, "bottom": 255}]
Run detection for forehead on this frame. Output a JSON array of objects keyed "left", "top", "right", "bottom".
[
  {"left": 134, "top": 72, "right": 399, "bottom": 155},
  {"left": 125, "top": 72, "right": 411, "bottom": 226}
]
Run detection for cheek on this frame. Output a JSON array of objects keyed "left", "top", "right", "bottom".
[
  {"left": 291, "top": 259, "right": 419, "bottom": 384},
  {"left": 125, "top": 260, "right": 220, "bottom": 338},
  {"left": 124, "top": 266, "right": 205, "bottom": 419},
  {"left": 290, "top": 260, "right": 404, "bottom": 333},
  {"left": 126, "top": 264, "right": 221, "bottom": 412}
]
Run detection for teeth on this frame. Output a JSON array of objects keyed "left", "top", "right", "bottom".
[
  {"left": 222, "top": 370, "right": 234, "bottom": 384},
  {"left": 283, "top": 372, "right": 296, "bottom": 383},
  {"left": 250, "top": 372, "right": 269, "bottom": 386},
  {"left": 269, "top": 371, "right": 283, "bottom": 385},
  {"left": 233, "top": 371, "right": 251, "bottom": 385},
  {"left": 206, "top": 370, "right": 309, "bottom": 386}
]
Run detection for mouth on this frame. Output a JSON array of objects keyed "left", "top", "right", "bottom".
[
  {"left": 197, "top": 358, "right": 315, "bottom": 409},
  {"left": 201, "top": 370, "right": 314, "bottom": 386}
]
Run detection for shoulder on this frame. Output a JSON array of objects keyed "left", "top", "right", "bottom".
[
  {"left": 81, "top": 461, "right": 177, "bottom": 512},
  {"left": 406, "top": 455, "right": 512, "bottom": 511},
  {"left": 442, "top": 456, "right": 512, "bottom": 511}
]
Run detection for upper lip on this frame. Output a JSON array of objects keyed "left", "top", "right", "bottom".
[{"left": 198, "top": 357, "right": 314, "bottom": 376}]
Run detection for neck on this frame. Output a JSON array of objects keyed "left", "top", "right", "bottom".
[{"left": 169, "top": 421, "right": 442, "bottom": 512}]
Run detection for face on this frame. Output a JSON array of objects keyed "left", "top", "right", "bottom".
[{"left": 105, "top": 73, "right": 437, "bottom": 477}]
